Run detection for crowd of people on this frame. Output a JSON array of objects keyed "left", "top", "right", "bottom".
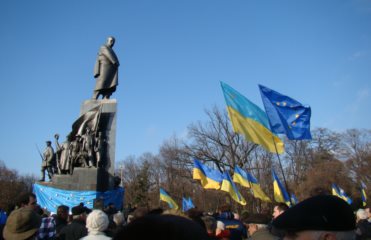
[{"left": 0, "top": 192, "right": 371, "bottom": 240}]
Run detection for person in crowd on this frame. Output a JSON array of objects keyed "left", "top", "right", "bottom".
[
  {"left": 185, "top": 208, "right": 206, "bottom": 230},
  {"left": 272, "top": 203, "right": 289, "bottom": 219},
  {"left": 58, "top": 205, "right": 88, "bottom": 240},
  {"left": 3, "top": 207, "right": 41, "bottom": 240},
  {"left": 54, "top": 205, "right": 69, "bottom": 238},
  {"left": 104, "top": 203, "right": 117, "bottom": 216},
  {"left": 217, "top": 204, "right": 247, "bottom": 240},
  {"left": 80, "top": 210, "right": 111, "bottom": 240},
  {"left": 215, "top": 221, "right": 231, "bottom": 240},
  {"left": 241, "top": 213, "right": 278, "bottom": 240},
  {"left": 202, "top": 215, "right": 218, "bottom": 239},
  {"left": 37, "top": 208, "right": 56, "bottom": 240},
  {"left": 355, "top": 208, "right": 371, "bottom": 240},
  {"left": 113, "top": 214, "right": 209, "bottom": 240},
  {"left": 16, "top": 193, "right": 38, "bottom": 211},
  {"left": 129, "top": 207, "right": 148, "bottom": 222},
  {"left": 365, "top": 206, "right": 371, "bottom": 223},
  {"left": 0, "top": 207, "right": 7, "bottom": 240},
  {"left": 109, "top": 212, "right": 125, "bottom": 236},
  {"left": 269, "top": 203, "right": 289, "bottom": 238},
  {"left": 272, "top": 195, "right": 356, "bottom": 240}
]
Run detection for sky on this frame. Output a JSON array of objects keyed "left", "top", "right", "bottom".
[{"left": 0, "top": 0, "right": 370, "bottom": 176}]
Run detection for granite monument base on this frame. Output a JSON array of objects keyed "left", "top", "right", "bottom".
[{"left": 38, "top": 168, "right": 114, "bottom": 192}]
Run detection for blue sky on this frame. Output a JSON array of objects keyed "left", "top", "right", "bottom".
[{"left": 1, "top": 0, "right": 370, "bottom": 176}]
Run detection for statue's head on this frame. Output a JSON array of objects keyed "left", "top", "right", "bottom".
[
  {"left": 107, "top": 36, "right": 115, "bottom": 48},
  {"left": 46, "top": 141, "right": 52, "bottom": 146}
]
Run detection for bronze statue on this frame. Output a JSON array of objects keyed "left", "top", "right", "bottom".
[
  {"left": 93, "top": 36, "right": 120, "bottom": 99},
  {"left": 40, "top": 141, "right": 55, "bottom": 181},
  {"left": 94, "top": 131, "right": 106, "bottom": 168},
  {"left": 82, "top": 128, "right": 95, "bottom": 167},
  {"left": 55, "top": 134, "right": 71, "bottom": 174}
]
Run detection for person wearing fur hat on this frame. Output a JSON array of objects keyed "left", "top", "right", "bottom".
[{"left": 80, "top": 210, "right": 111, "bottom": 240}]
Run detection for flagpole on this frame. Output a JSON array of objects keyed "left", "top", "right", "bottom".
[{"left": 271, "top": 135, "right": 293, "bottom": 206}]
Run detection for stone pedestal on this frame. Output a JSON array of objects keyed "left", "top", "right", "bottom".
[
  {"left": 41, "top": 168, "right": 113, "bottom": 191},
  {"left": 39, "top": 99, "right": 118, "bottom": 192},
  {"left": 80, "top": 99, "right": 117, "bottom": 176}
]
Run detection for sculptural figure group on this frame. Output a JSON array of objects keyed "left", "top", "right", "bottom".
[{"left": 40, "top": 129, "right": 107, "bottom": 181}]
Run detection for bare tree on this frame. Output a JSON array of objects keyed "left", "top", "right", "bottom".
[
  {"left": 185, "top": 106, "right": 257, "bottom": 171},
  {"left": 343, "top": 129, "right": 371, "bottom": 185}
]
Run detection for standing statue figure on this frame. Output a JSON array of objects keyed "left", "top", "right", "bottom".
[
  {"left": 40, "top": 141, "right": 55, "bottom": 181},
  {"left": 94, "top": 132, "right": 106, "bottom": 168},
  {"left": 68, "top": 135, "right": 82, "bottom": 174},
  {"left": 82, "top": 128, "right": 95, "bottom": 167},
  {"left": 55, "top": 134, "right": 71, "bottom": 174},
  {"left": 93, "top": 36, "right": 120, "bottom": 100}
]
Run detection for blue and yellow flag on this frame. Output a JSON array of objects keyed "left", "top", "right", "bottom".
[
  {"left": 193, "top": 159, "right": 223, "bottom": 189},
  {"left": 361, "top": 182, "right": 367, "bottom": 207},
  {"left": 182, "top": 197, "right": 195, "bottom": 212},
  {"left": 221, "top": 82, "right": 284, "bottom": 154},
  {"left": 331, "top": 184, "right": 352, "bottom": 205},
  {"left": 221, "top": 172, "right": 246, "bottom": 205},
  {"left": 233, "top": 166, "right": 271, "bottom": 202},
  {"left": 160, "top": 188, "right": 179, "bottom": 210},
  {"left": 259, "top": 85, "right": 312, "bottom": 140},
  {"left": 272, "top": 170, "right": 291, "bottom": 206}
]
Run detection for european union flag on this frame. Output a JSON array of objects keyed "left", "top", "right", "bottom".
[
  {"left": 182, "top": 197, "right": 195, "bottom": 212},
  {"left": 259, "top": 85, "right": 312, "bottom": 140}
]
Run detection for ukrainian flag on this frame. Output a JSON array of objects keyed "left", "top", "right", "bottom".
[
  {"left": 233, "top": 166, "right": 271, "bottom": 202},
  {"left": 361, "top": 182, "right": 367, "bottom": 207},
  {"left": 221, "top": 172, "right": 246, "bottom": 205},
  {"left": 160, "top": 188, "right": 179, "bottom": 210},
  {"left": 332, "top": 184, "right": 352, "bottom": 205},
  {"left": 272, "top": 170, "right": 291, "bottom": 206},
  {"left": 221, "top": 82, "right": 284, "bottom": 154},
  {"left": 193, "top": 159, "right": 223, "bottom": 189}
]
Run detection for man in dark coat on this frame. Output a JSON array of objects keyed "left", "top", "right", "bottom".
[
  {"left": 58, "top": 205, "right": 88, "bottom": 240},
  {"left": 93, "top": 36, "right": 120, "bottom": 100}
]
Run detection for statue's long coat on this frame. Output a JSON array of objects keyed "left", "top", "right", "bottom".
[{"left": 94, "top": 45, "right": 119, "bottom": 92}]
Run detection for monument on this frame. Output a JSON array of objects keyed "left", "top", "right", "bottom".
[{"left": 37, "top": 36, "right": 121, "bottom": 194}]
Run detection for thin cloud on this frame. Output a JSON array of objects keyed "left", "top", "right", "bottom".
[
  {"left": 348, "top": 51, "right": 367, "bottom": 61},
  {"left": 346, "top": 87, "right": 370, "bottom": 112}
]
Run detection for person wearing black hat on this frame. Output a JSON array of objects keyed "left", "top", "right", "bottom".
[
  {"left": 241, "top": 213, "right": 278, "bottom": 240},
  {"left": 58, "top": 205, "right": 88, "bottom": 240},
  {"left": 272, "top": 195, "right": 356, "bottom": 240}
]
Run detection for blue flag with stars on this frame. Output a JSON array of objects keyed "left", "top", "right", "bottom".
[
  {"left": 182, "top": 197, "right": 195, "bottom": 212},
  {"left": 259, "top": 85, "right": 312, "bottom": 140}
]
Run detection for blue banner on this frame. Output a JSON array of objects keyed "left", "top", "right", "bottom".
[{"left": 33, "top": 183, "right": 124, "bottom": 213}]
